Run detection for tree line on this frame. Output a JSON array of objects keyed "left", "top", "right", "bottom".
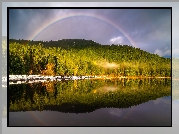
[{"left": 9, "top": 39, "right": 171, "bottom": 77}]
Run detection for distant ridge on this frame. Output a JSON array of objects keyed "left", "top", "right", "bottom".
[
  {"left": 9, "top": 38, "right": 102, "bottom": 49},
  {"left": 8, "top": 38, "right": 170, "bottom": 59}
]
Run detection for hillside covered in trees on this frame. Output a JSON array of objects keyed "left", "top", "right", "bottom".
[{"left": 9, "top": 38, "right": 171, "bottom": 77}]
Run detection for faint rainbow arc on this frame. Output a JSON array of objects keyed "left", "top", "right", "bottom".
[{"left": 28, "top": 12, "right": 137, "bottom": 47}]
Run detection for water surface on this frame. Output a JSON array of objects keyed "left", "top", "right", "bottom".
[{"left": 9, "top": 78, "right": 171, "bottom": 126}]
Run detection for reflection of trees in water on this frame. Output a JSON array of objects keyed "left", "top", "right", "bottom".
[
  {"left": 42, "top": 82, "right": 55, "bottom": 93},
  {"left": 9, "top": 79, "right": 171, "bottom": 113}
]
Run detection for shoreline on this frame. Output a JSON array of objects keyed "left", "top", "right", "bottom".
[
  {"left": 7, "top": 75, "right": 171, "bottom": 79},
  {"left": 2, "top": 75, "right": 172, "bottom": 84}
]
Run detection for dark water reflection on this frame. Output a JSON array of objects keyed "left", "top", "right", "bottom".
[{"left": 9, "top": 78, "right": 171, "bottom": 126}]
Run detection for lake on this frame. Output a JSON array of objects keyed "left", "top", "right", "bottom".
[{"left": 8, "top": 78, "right": 171, "bottom": 126}]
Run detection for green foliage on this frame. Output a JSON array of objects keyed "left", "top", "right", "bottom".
[
  {"left": 9, "top": 78, "right": 171, "bottom": 112},
  {"left": 9, "top": 39, "right": 171, "bottom": 77}
]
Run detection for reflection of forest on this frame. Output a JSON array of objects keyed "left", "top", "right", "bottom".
[{"left": 9, "top": 79, "right": 171, "bottom": 113}]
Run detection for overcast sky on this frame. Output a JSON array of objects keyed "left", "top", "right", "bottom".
[
  {"left": 2, "top": 2, "right": 179, "bottom": 134},
  {"left": 6, "top": 4, "right": 173, "bottom": 58}
]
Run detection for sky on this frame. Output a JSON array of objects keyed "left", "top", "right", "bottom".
[{"left": 8, "top": 8, "right": 171, "bottom": 57}]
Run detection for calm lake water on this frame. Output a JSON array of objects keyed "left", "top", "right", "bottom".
[{"left": 9, "top": 78, "right": 171, "bottom": 126}]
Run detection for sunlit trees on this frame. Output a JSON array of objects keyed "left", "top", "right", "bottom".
[{"left": 9, "top": 39, "right": 171, "bottom": 77}]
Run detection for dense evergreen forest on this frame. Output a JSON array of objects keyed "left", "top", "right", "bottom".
[{"left": 8, "top": 38, "right": 171, "bottom": 77}]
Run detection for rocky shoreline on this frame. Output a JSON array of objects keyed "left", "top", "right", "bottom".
[
  {"left": 2, "top": 75, "right": 171, "bottom": 86},
  {"left": 2, "top": 75, "right": 97, "bottom": 85}
]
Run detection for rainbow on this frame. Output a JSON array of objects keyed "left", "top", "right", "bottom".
[{"left": 28, "top": 11, "right": 137, "bottom": 47}]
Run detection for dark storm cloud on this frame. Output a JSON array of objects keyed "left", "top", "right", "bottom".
[
  {"left": 119, "top": 9, "right": 171, "bottom": 56},
  {"left": 9, "top": 8, "right": 171, "bottom": 57},
  {"left": 9, "top": 9, "right": 57, "bottom": 40}
]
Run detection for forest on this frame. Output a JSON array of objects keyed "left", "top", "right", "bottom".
[{"left": 8, "top": 38, "right": 171, "bottom": 77}]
